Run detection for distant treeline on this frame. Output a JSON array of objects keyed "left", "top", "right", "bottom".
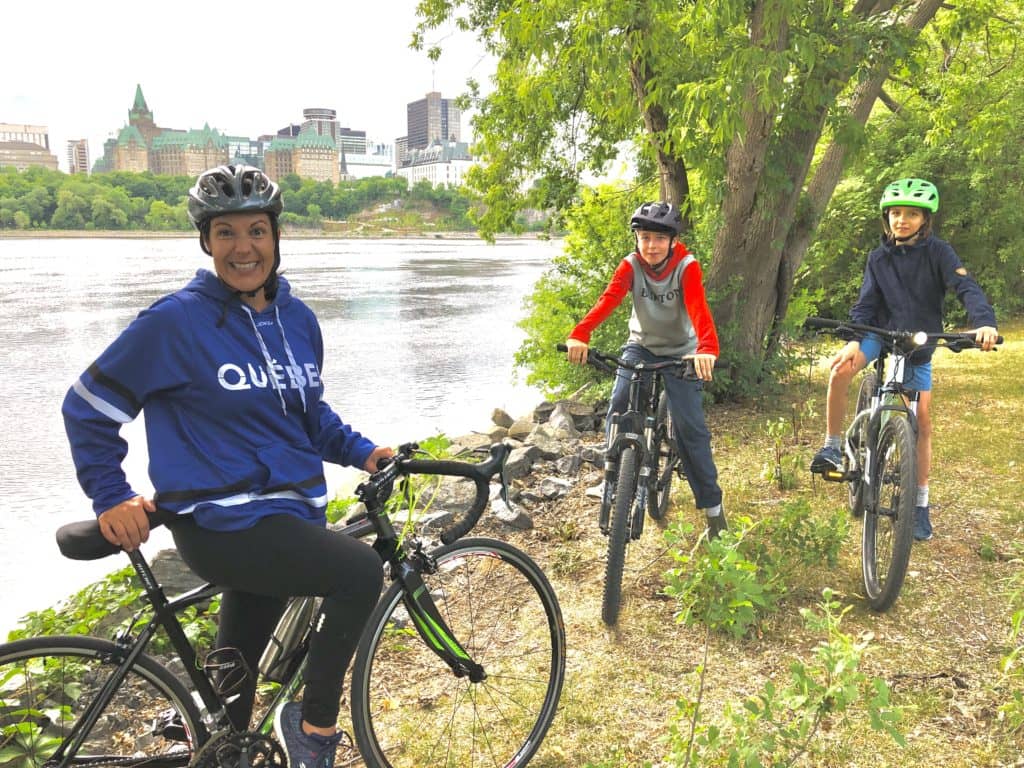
[{"left": 0, "top": 167, "right": 480, "bottom": 231}]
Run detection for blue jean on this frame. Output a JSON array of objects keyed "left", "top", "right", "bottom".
[{"left": 607, "top": 344, "right": 723, "bottom": 509}]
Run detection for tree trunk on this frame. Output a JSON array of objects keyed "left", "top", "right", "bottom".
[{"left": 629, "top": 55, "right": 691, "bottom": 230}]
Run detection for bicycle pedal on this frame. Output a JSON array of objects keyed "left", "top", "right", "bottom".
[{"left": 820, "top": 468, "right": 847, "bottom": 483}]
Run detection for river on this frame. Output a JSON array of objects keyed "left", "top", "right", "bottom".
[{"left": 0, "top": 236, "right": 559, "bottom": 637}]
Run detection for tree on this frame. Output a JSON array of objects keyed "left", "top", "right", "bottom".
[{"left": 417, "top": 0, "right": 1012, "bottom": 382}]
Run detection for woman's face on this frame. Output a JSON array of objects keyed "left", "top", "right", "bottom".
[
  {"left": 635, "top": 229, "right": 673, "bottom": 266},
  {"left": 886, "top": 206, "right": 926, "bottom": 241},
  {"left": 205, "top": 212, "right": 275, "bottom": 305}
]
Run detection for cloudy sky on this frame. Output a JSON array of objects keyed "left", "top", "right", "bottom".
[{"left": 3, "top": 1, "right": 493, "bottom": 170}]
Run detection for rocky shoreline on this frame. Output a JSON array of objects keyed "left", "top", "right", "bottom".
[{"left": 150, "top": 395, "right": 610, "bottom": 596}]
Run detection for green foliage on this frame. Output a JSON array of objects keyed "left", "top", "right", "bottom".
[
  {"left": 665, "top": 590, "right": 904, "bottom": 766},
  {"left": 514, "top": 184, "right": 650, "bottom": 400},
  {"left": 998, "top": 542, "right": 1024, "bottom": 734},
  {"left": 0, "top": 168, "right": 475, "bottom": 233}
]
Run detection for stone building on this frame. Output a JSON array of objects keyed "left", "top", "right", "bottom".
[
  {"left": 264, "top": 125, "right": 340, "bottom": 184},
  {"left": 0, "top": 123, "right": 60, "bottom": 171}
]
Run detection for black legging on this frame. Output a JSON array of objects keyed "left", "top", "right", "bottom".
[{"left": 169, "top": 513, "right": 383, "bottom": 729}]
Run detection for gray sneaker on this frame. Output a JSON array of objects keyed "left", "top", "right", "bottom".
[
  {"left": 810, "top": 446, "right": 843, "bottom": 473},
  {"left": 274, "top": 702, "right": 348, "bottom": 768}
]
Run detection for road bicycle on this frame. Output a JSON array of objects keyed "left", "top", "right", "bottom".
[
  {"left": 558, "top": 344, "right": 726, "bottom": 626},
  {"left": 0, "top": 442, "right": 566, "bottom": 768},
  {"left": 805, "top": 317, "right": 1001, "bottom": 612}
]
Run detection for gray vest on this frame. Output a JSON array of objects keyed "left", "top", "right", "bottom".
[{"left": 625, "top": 252, "right": 698, "bottom": 357}]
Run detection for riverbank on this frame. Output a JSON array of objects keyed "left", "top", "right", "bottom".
[{"left": 0, "top": 228, "right": 551, "bottom": 241}]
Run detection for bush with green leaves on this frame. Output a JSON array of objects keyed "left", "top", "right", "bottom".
[{"left": 665, "top": 590, "right": 903, "bottom": 767}]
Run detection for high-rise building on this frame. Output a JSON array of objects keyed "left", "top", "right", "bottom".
[
  {"left": 302, "top": 108, "right": 338, "bottom": 143},
  {"left": 0, "top": 123, "right": 51, "bottom": 149},
  {"left": 67, "top": 139, "right": 90, "bottom": 174},
  {"left": 406, "top": 92, "right": 461, "bottom": 151}
]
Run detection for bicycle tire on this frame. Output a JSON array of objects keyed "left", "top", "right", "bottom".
[
  {"left": 350, "top": 538, "right": 566, "bottom": 768},
  {"left": 862, "top": 416, "right": 916, "bottom": 612},
  {"left": 0, "top": 635, "right": 203, "bottom": 768},
  {"left": 648, "top": 393, "right": 678, "bottom": 524},
  {"left": 848, "top": 371, "right": 877, "bottom": 518},
  {"left": 602, "top": 446, "right": 638, "bottom": 626}
]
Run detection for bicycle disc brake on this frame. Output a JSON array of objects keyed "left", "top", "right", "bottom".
[{"left": 191, "top": 731, "right": 287, "bottom": 768}]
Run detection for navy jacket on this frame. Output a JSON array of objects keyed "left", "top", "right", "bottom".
[
  {"left": 62, "top": 270, "right": 376, "bottom": 531},
  {"left": 850, "top": 234, "right": 996, "bottom": 361}
]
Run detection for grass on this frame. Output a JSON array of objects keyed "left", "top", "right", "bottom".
[{"left": 475, "top": 319, "right": 1024, "bottom": 767}]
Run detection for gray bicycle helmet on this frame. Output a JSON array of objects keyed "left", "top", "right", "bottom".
[
  {"left": 187, "top": 165, "right": 283, "bottom": 228},
  {"left": 629, "top": 202, "right": 683, "bottom": 236}
]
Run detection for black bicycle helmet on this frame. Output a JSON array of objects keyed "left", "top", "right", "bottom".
[
  {"left": 629, "top": 202, "right": 683, "bottom": 236},
  {"left": 187, "top": 165, "right": 283, "bottom": 229}
]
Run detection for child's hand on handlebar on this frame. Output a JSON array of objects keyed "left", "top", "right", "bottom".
[
  {"left": 689, "top": 353, "right": 717, "bottom": 381},
  {"left": 830, "top": 341, "right": 863, "bottom": 373},
  {"left": 565, "top": 338, "right": 589, "bottom": 365},
  {"left": 971, "top": 326, "right": 999, "bottom": 351}
]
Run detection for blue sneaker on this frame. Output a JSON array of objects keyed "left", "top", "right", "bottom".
[
  {"left": 914, "top": 506, "right": 933, "bottom": 542},
  {"left": 810, "top": 446, "right": 842, "bottom": 473},
  {"left": 274, "top": 702, "right": 348, "bottom": 768}
]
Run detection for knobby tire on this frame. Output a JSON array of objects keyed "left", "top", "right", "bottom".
[
  {"left": 0, "top": 635, "right": 203, "bottom": 768},
  {"left": 648, "top": 393, "right": 677, "bottom": 524},
  {"left": 350, "top": 538, "right": 566, "bottom": 768},
  {"left": 862, "top": 416, "right": 916, "bottom": 612},
  {"left": 603, "top": 446, "right": 638, "bottom": 626},
  {"left": 848, "top": 371, "right": 877, "bottom": 518}
]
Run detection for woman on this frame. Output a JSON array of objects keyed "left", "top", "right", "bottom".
[{"left": 62, "top": 164, "right": 389, "bottom": 766}]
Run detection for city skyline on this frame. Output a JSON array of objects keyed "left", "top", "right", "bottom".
[{"left": 2, "top": 1, "right": 492, "bottom": 172}]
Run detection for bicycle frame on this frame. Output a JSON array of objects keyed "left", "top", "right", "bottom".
[{"left": 48, "top": 441, "right": 513, "bottom": 762}]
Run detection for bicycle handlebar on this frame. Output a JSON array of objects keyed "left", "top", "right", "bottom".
[
  {"left": 556, "top": 343, "right": 720, "bottom": 380},
  {"left": 353, "top": 441, "right": 511, "bottom": 545},
  {"left": 804, "top": 317, "right": 1002, "bottom": 353},
  {"left": 56, "top": 442, "right": 512, "bottom": 561}
]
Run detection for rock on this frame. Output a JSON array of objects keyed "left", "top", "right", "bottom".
[
  {"left": 546, "top": 402, "right": 581, "bottom": 439},
  {"left": 418, "top": 509, "right": 457, "bottom": 534},
  {"left": 505, "top": 445, "right": 541, "bottom": 479},
  {"left": 580, "top": 445, "right": 607, "bottom": 468},
  {"left": 555, "top": 454, "right": 583, "bottom": 475},
  {"left": 151, "top": 549, "right": 205, "bottom": 596},
  {"left": 508, "top": 417, "right": 537, "bottom": 441},
  {"left": 486, "top": 425, "right": 510, "bottom": 441},
  {"left": 539, "top": 477, "right": 572, "bottom": 499},
  {"left": 526, "top": 426, "right": 566, "bottom": 460},
  {"left": 450, "top": 432, "right": 492, "bottom": 454},
  {"left": 490, "top": 497, "right": 533, "bottom": 530},
  {"left": 491, "top": 408, "right": 514, "bottom": 428}
]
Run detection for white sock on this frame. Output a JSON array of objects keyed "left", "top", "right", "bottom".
[
  {"left": 825, "top": 435, "right": 841, "bottom": 450},
  {"left": 704, "top": 504, "right": 722, "bottom": 518},
  {"left": 916, "top": 486, "right": 929, "bottom": 508}
]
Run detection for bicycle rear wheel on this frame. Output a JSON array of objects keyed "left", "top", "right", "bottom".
[
  {"left": 848, "top": 371, "right": 877, "bottom": 517},
  {"left": 0, "top": 635, "right": 203, "bottom": 768},
  {"left": 350, "top": 538, "right": 566, "bottom": 768},
  {"left": 602, "top": 446, "right": 638, "bottom": 626},
  {"left": 862, "top": 416, "right": 916, "bottom": 612},
  {"left": 648, "top": 393, "right": 678, "bottom": 524}
]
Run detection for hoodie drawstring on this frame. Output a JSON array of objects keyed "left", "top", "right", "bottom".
[
  {"left": 275, "top": 306, "right": 308, "bottom": 414},
  {"left": 242, "top": 305, "right": 289, "bottom": 414}
]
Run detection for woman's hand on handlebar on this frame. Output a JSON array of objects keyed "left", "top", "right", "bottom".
[
  {"left": 363, "top": 445, "right": 396, "bottom": 473},
  {"left": 688, "top": 353, "right": 717, "bottom": 381},
  {"left": 564, "top": 338, "right": 589, "bottom": 365},
  {"left": 971, "top": 326, "right": 999, "bottom": 352},
  {"left": 98, "top": 495, "right": 155, "bottom": 551}
]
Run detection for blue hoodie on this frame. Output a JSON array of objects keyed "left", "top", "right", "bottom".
[
  {"left": 62, "top": 269, "right": 376, "bottom": 531},
  {"left": 851, "top": 234, "right": 997, "bottom": 361}
]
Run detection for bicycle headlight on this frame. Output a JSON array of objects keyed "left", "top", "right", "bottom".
[{"left": 911, "top": 331, "right": 928, "bottom": 347}]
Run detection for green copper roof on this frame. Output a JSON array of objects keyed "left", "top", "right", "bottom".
[
  {"left": 150, "top": 125, "right": 227, "bottom": 150},
  {"left": 133, "top": 84, "right": 147, "bottom": 111},
  {"left": 117, "top": 125, "right": 146, "bottom": 146},
  {"left": 297, "top": 124, "right": 336, "bottom": 149},
  {"left": 269, "top": 137, "right": 297, "bottom": 151}
]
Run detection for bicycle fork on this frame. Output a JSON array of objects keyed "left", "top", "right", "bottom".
[{"left": 395, "top": 556, "right": 485, "bottom": 683}]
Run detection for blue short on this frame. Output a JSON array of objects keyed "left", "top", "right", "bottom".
[{"left": 859, "top": 333, "right": 932, "bottom": 391}]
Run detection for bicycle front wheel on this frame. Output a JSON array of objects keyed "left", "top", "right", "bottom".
[
  {"left": 862, "top": 416, "right": 916, "bottom": 611},
  {"left": 0, "top": 635, "right": 203, "bottom": 768},
  {"left": 648, "top": 393, "right": 678, "bottom": 524},
  {"left": 848, "top": 371, "right": 877, "bottom": 517},
  {"left": 351, "top": 538, "right": 566, "bottom": 768},
  {"left": 602, "top": 446, "right": 638, "bottom": 626}
]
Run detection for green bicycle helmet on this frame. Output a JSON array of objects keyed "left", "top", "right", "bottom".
[{"left": 878, "top": 178, "right": 939, "bottom": 213}]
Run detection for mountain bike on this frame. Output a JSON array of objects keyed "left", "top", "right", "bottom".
[
  {"left": 557, "top": 344, "right": 726, "bottom": 626},
  {"left": 805, "top": 317, "right": 1001, "bottom": 612},
  {"left": 0, "top": 442, "right": 566, "bottom": 768}
]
